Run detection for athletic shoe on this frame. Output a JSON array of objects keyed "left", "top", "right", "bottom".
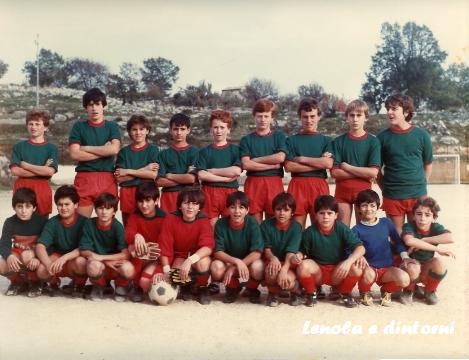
[
  {"left": 316, "top": 286, "right": 326, "bottom": 300},
  {"left": 128, "top": 286, "right": 144, "bottom": 303},
  {"left": 341, "top": 293, "right": 358, "bottom": 308},
  {"left": 103, "top": 282, "right": 115, "bottom": 296},
  {"left": 72, "top": 285, "right": 86, "bottom": 299},
  {"left": 329, "top": 287, "right": 341, "bottom": 301},
  {"left": 223, "top": 287, "right": 241, "bottom": 304},
  {"left": 246, "top": 288, "right": 261, "bottom": 304},
  {"left": 380, "top": 291, "right": 392, "bottom": 307},
  {"left": 400, "top": 290, "right": 413, "bottom": 305},
  {"left": 90, "top": 285, "right": 104, "bottom": 301},
  {"left": 414, "top": 284, "right": 425, "bottom": 299},
  {"left": 289, "top": 293, "right": 301, "bottom": 306},
  {"left": 179, "top": 285, "right": 192, "bottom": 301},
  {"left": 5, "top": 281, "right": 21, "bottom": 296},
  {"left": 304, "top": 292, "right": 317, "bottom": 307},
  {"left": 360, "top": 292, "right": 374, "bottom": 306},
  {"left": 115, "top": 286, "right": 128, "bottom": 301},
  {"left": 424, "top": 291, "right": 438, "bottom": 305},
  {"left": 279, "top": 290, "right": 289, "bottom": 298},
  {"left": 44, "top": 283, "right": 61, "bottom": 297},
  {"left": 266, "top": 293, "right": 279, "bottom": 307},
  {"left": 196, "top": 286, "right": 211, "bottom": 305},
  {"left": 27, "top": 282, "right": 43, "bottom": 298},
  {"left": 391, "top": 289, "right": 402, "bottom": 300},
  {"left": 62, "top": 281, "right": 75, "bottom": 296},
  {"left": 208, "top": 282, "right": 220, "bottom": 295}
]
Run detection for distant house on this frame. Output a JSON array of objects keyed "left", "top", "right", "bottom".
[{"left": 221, "top": 86, "right": 244, "bottom": 99}]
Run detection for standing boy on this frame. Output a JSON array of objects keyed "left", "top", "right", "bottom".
[
  {"left": 196, "top": 110, "right": 242, "bottom": 227},
  {"left": 156, "top": 113, "right": 198, "bottom": 214},
  {"left": 284, "top": 98, "right": 333, "bottom": 229},
  {"left": 331, "top": 100, "right": 381, "bottom": 226},
  {"left": 378, "top": 94, "right": 433, "bottom": 234},
  {"left": 69, "top": 88, "right": 121, "bottom": 217},
  {"left": 10, "top": 109, "right": 58, "bottom": 216},
  {"left": 240, "top": 99, "right": 287, "bottom": 223},
  {"left": 115, "top": 114, "right": 159, "bottom": 225},
  {"left": 0, "top": 188, "right": 47, "bottom": 297}
]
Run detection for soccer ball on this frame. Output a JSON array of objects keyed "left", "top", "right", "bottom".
[{"left": 148, "top": 281, "right": 179, "bottom": 305}]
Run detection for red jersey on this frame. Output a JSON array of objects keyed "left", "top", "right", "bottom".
[{"left": 125, "top": 208, "right": 166, "bottom": 245}]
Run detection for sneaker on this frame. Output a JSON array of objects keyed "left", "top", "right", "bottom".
[
  {"left": 90, "top": 285, "right": 104, "bottom": 301},
  {"left": 81, "top": 285, "right": 93, "bottom": 299},
  {"left": 27, "top": 282, "right": 43, "bottom": 298},
  {"left": 380, "top": 291, "right": 392, "bottom": 307},
  {"left": 329, "top": 287, "right": 341, "bottom": 301},
  {"left": 289, "top": 293, "right": 301, "bottom": 306},
  {"left": 400, "top": 290, "right": 413, "bottom": 305},
  {"left": 304, "top": 292, "right": 317, "bottom": 307},
  {"left": 197, "top": 286, "right": 211, "bottom": 305},
  {"left": 72, "top": 285, "right": 85, "bottom": 299},
  {"left": 279, "top": 290, "right": 289, "bottom": 298},
  {"left": 44, "top": 283, "right": 61, "bottom": 297},
  {"left": 103, "top": 282, "right": 114, "bottom": 296},
  {"left": 424, "top": 291, "right": 438, "bottom": 305},
  {"left": 361, "top": 292, "right": 374, "bottom": 306},
  {"left": 414, "top": 285, "right": 425, "bottom": 299},
  {"left": 266, "top": 293, "right": 279, "bottom": 307},
  {"left": 115, "top": 286, "right": 128, "bottom": 301},
  {"left": 5, "top": 281, "right": 21, "bottom": 296},
  {"left": 342, "top": 293, "right": 358, "bottom": 308},
  {"left": 128, "top": 286, "right": 144, "bottom": 303},
  {"left": 317, "top": 286, "right": 326, "bottom": 300},
  {"left": 391, "top": 289, "right": 402, "bottom": 300},
  {"left": 179, "top": 285, "right": 192, "bottom": 301},
  {"left": 223, "top": 287, "right": 241, "bottom": 304},
  {"left": 208, "top": 282, "right": 220, "bottom": 295},
  {"left": 62, "top": 281, "right": 75, "bottom": 296},
  {"left": 246, "top": 288, "right": 261, "bottom": 304}
]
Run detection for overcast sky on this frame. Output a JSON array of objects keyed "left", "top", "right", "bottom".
[{"left": 0, "top": 0, "right": 468, "bottom": 100}]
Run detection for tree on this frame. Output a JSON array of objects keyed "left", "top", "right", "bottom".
[
  {"left": 65, "top": 58, "right": 110, "bottom": 90},
  {"left": 141, "top": 57, "right": 179, "bottom": 98},
  {"left": 22, "top": 48, "right": 67, "bottom": 87},
  {"left": 107, "top": 62, "right": 142, "bottom": 105},
  {"left": 0, "top": 59, "right": 8, "bottom": 79},
  {"left": 429, "top": 63, "right": 469, "bottom": 109},
  {"left": 361, "top": 22, "right": 447, "bottom": 111},
  {"left": 172, "top": 81, "right": 218, "bottom": 108},
  {"left": 298, "top": 83, "right": 325, "bottom": 100},
  {"left": 243, "top": 77, "right": 279, "bottom": 104}
]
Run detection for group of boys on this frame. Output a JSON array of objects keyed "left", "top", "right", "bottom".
[{"left": 0, "top": 88, "right": 454, "bottom": 307}]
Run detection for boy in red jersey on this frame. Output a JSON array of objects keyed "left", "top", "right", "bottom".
[
  {"left": 400, "top": 197, "right": 454, "bottom": 305},
  {"left": 156, "top": 188, "right": 215, "bottom": 305},
  {"left": 240, "top": 99, "right": 287, "bottom": 223},
  {"left": 79, "top": 193, "right": 134, "bottom": 301},
  {"left": 331, "top": 100, "right": 381, "bottom": 226},
  {"left": 156, "top": 113, "right": 198, "bottom": 213},
  {"left": 284, "top": 98, "right": 333, "bottom": 229},
  {"left": 69, "top": 88, "right": 121, "bottom": 217},
  {"left": 377, "top": 94, "right": 433, "bottom": 234},
  {"left": 196, "top": 110, "right": 242, "bottom": 227},
  {"left": 125, "top": 182, "right": 166, "bottom": 302},
  {"left": 10, "top": 109, "right": 58, "bottom": 216},
  {"left": 36, "top": 185, "right": 88, "bottom": 297},
  {"left": 262, "top": 192, "right": 303, "bottom": 307},
  {"left": 0, "top": 188, "right": 47, "bottom": 297},
  {"left": 115, "top": 114, "right": 159, "bottom": 225},
  {"left": 294, "top": 195, "right": 365, "bottom": 307}
]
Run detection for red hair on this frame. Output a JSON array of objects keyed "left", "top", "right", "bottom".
[
  {"left": 252, "top": 99, "right": 277, "bottom": 117},
  {"left": 209, "top": 110, "right": 232, "bottom": 128}
]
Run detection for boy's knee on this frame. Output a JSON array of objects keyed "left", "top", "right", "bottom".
[
  {"left": 20, "top": 250, "right": 35, "bottom": 264},
  {"left": 194, "top": 257, "right": 211, "bottom": 272},
  {"left": 396, "top": 270, "right": 410, "bottom": 287},
  {"left": 119, "top": 261, "right": 135, "bottom": 279},
  {"left": 87, "top": 260, "right": 104, "bottom": 277},
  {"left": 361, "top": 268, "right": 375, "bottom": 284},
  {"left": 210, "top": 260, "right": 225, "bottom": 279},
  {"left": 349, "top": 263, "right": 362, "bottom": 277},
  {"left": 249, "top": 259, "right": 264, "bottom": 276},
  {"left": 73, "top": 256, "right": 87, "bottom": 272},
  {"left": 37, "top": 264, "right": 50, "bottom": 280}
]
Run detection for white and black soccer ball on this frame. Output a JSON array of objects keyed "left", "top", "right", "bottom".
[{"left": 149, "top": 281, "right": 179, "bottom": 305}]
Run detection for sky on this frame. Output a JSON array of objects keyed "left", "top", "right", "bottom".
[{"left": 0, "top": 0, "right": 468, "bottom": 100}]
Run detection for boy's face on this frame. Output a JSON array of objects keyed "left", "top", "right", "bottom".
[
  {"left": 95, "top": 205, "right": 115, "bottom": 224},
  {"left": 228, "top": 201, "right": 248, "bottom": 225},
  {"left": 56, "top": 197, "right": 78, "bottom": 220},
  {"left": 300, "top": 109, "right": 320, "bottom": 133},
  {"left": 210, "top": 119, "right": 230, "bottom": 144},
  {"left": 137, "top": 198, "right": 157, "bottom": 217},
  {"left": 170, "top": 124, "right": 190, "bottom": 144},
  {"left": 358, "top": 202, "right": 378, "bottom": 222},
  {"left": 413, "top": 205, "right": 434, "bottom": 231},
  {"left": 254, "top": 112, "right": 273, "bottom": 133},
  {"left": 274, "top": 206, "right": 293, "bottom": 224},
  {"left": 346, "top": 110, "right": 367, "bottom": 133},
  {"left": 180, "top": 199, "right": 200, "bottom": 222},
  {"left": 386, "top": 103, "right": 408, "bottom": 127},
  {"left": 130, "top": 124, "right": 149, "bottom": 144},
  {"left": 315, "top": 209, "right": 337, "bottom": 230},
  {"left": 14, "top": 202, "right": 36, "bottom": 221},
  {"left": 27, "top": 119, "right": 47, "bottom": 139},
  {"left": 86, "top": 101, "right": 105, "bottom": 122}
]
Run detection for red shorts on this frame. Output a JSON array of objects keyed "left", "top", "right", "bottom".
[
  {"left": 119, "top": 186, "right": 137, "bottom": 214},
  {"left": 159, "top": 191, "right": 179, "bottom": 214},
  {"left": 334, "top": 178, "right": 372, "bottom": 204},
  {"left": 372, "top": 267, "right": 392, "bottom": 286},
  {"left": 244, "top": 176, "right": 284, "bottom": 216},
  {"left": 11, "top": 247, "right": 29, "bottom": 258},
  {"left": 288, "top": 177, "right": 329, "bottom": 216},
  {"left": 318, "top": 264, "right": 336, "bottom": 286},
  {"left": 13, "top": 178, "right": 52, "bottom": 215},
  {"left": 382, "top": 197, "right": 418, "bottom": 216},
  {"left": 202, "top": 186, "right": 237, "bottom": 218},
  {"left": 74, "top": 172, "right": 117, "bottom": 207}
]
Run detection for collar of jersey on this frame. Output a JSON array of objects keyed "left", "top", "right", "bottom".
[
  {"left": 347, "top": 131, "right": 368, "bottom": 140},
  {"left": 211, "top": 143, "right": 230, "bottom": 149},
  {"left": 301, "top": 131, "right": 319, "bottom": 135},
  {"left": 229, "top": 219, "right": 245, "bottom": 230},
  {"left": 171, "top": 144, "right": 191, "bottom": 151},
  {"left": 141, "top": 207, "right": 166, "bottom": 219},
  {"left": 61, "top": 213, "right": 79, "bottom": 228},
  {"left": 96, "top": 218, "right": 113, "bottom": 230},
  {"left": 87, "top": 119, "right": 105, "bottom": 127},
  {"left": 360, "top": 217, "right": 379, "bottom": 226},
  {"left": 275, "top": 220, "right": 291, "bottom": 231},
  {"left": 317, "top": 222, "right": 335, "bottom": 235},
  {"left": 254, "top": 130, "right": 272, "bottom": 137},
  {"left": 390, "top": 125, "right": 414, "bottom": 134},
  {"left": 28, "top": 139, "right": 48, "bottom": 145},
  {"left": 131, "top": 142, "right": 149, "bottom": 151}
]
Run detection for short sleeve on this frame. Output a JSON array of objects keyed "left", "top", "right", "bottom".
[
  {"left": 68, "top": 122, "right": 82, "bottom": 145},
  {"left": 368, "top": 136, "right": 381, "bottom": 167},
  {"left": 10, "top": 143, "right": 22, "bottom": 166},
  {"left": 115, "top": 221, "right": 127, "bottom": 251},
  {"left": 248, "top": 220, "right": 264, "bottom": 253},
  {"left": 231, "top": 145, "right": 242, "bottom": 167},
  {"left": 386, "top": 218, "right": 406, "bottom": 253},
  {"left": 285, "top": 223, "right": 302, "bottom": 253},
  {"left": 197, "top": 218, "right": 215, "bottom": 250},
  {"left": 422, "top": 129, "right": 433, "bottom": 164},
  {"left": 49, "top": 144, "right": 59, "bottom": 172},
  {"left": 157, "top": 151, "right": 167, "bottom": 177},
  {"left": 79, "top": 220, "right": 95, "bottom": 251},
  {"left": 214, "top": 220, "right": 226, "bottom": 252},
  {"left": 116, "top": 148, "right": 126, "bottom": 169},
  {"left": 401, "top": 223, "right": 415, "bottom": 237},
  {"left": 260, "top": 221, "right": 272, "bottom": 249},
  {"left": 38, "top": 219, "right": 56, "bottom": 249},
  {"left": 323, "top": 136, "right": 333, "bottom": 154},
  {"left": 158, "top": 216, "right": 174, "bottom": 258},
  {"left": 109, "top": 121, "right": 121, "bottom": 142},
  {"left": 275, "top": 131, "right": 288, "bottom": 154},
  {"left": 432, "top": 223, "right": 450, "bottom": 236},
  {"left": 239, "top": 135, "right": 250, "bottom": 158},
  {"left": 341, "top": 223, "right": 362, "bottom": 249},
  {"left": 194, "top": 147, "right": 208, "bottom": 171},
  {"left": 285, "top": 136, "right": 295, "bottom": 161},
  {"left": 332, "top": 138, "right": 342, "bottom": 165}
]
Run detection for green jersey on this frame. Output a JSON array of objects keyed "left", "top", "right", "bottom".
[
  {"left": 332, "top": 132, "right": 381, "bottom": 168},
  {"left": 116, "top": 143, "right": 159, "bottom": 187},
  {"left": 157, "top": 144, "right": 199, "bottom": 192},
  {"left": 79, "top": 218, "right": 126, "bottom": 255},
  {"left": 38, "top": 214, "right": 87, "bottom": 255},
  {"left": 261, "top": 218, "right": 302, "bottom": 261},
  {"left": 402, "top": 221, "right": 450, "bottom": 262},
  {"left": 11, "top": 140, "right": 58, "bottom": 179}
]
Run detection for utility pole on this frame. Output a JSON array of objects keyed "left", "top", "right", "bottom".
[{"left": 35, "top": 34, "right": 39, "bottom": 106}]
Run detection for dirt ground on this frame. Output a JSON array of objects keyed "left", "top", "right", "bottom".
[{"left": 0, "top": 172, "right": 467, "bottom": 359}]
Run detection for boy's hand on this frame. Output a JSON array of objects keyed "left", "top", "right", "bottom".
[
  {"left": 145, "top": 163, "right": 159, "bottom": 172},
  {"left": 134, "top": 234, "right": 148, "bottom": 257},
  {"left": 49, "top": 257, "right": 67, "bottom": 275},
  {"left": 153, "top": 272, "right": 170, "bottom": 284},
  {"left": 266, "top": 257, "right": 281, "bottom": 277},
  {"left": 235, "top": 259, "right": 249, "bottom": 282},
  {"left": 7, "top": 254, "right": 22, "bottom": 272},
  {"left": 187, "top": 165, "right": 196, "bottom": 173},
  {"left": 334, "top": 259, "right": 352, "bottom": 281},
  {"left": 27, "top": 258, "right": 40, "bottom": 271},
  {"left": 322, "top": 152, "right": 333, "bottom": 158},
  {"left": 438, "top": 249, "right": 455, "bottom": 258},
  {"left": 114, "top": 168, "right": 128, "bottom": 177},
  {"left": 44, "top": 158, "right": 53, "bottom": 167},
  {"left": 291, "top": 252, "right": 303, "bottom": 265},
  {"left": 400, "top": 258, "right": 418, "bottom": 270},
  {"left": 278, "top": 268, "right": 291, "bottom": 290},
  {"left": 223, "top": 265, "right": 236, "bottom": 286},
  {"left": 354, "top": 256, "right": 368, "bottom": 269},
  {"left": 179, "top": 259, "right": 192, "bottom": 282}
]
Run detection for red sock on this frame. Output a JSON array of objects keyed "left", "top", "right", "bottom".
[
  {"left": 27, "top": 271, "right": 38, "bottom": 282},
  {"left": 195, "top": 272, "right": 210, "bottom": 287},
  {"left": 405, "top": 282, "right": 416, "bottom": 291},
  {"left": 299, "top": 276, "right": 316, "bottom": 294},
  {"left": 246, "top": 278, "right": 260, "bottom": 290},
  {"left": 139, "top": 272, "right": 153, "bottom": 292},
  {"left": 7, "top": 273, "right": 21, "bottom": 282},
  {"left": 73, "top": 276, "right": 87, "bottom": 287},
  {"left": 115, "top": 278, "right": 129, "bottom": 287},
  {"left": 131, "top": 258, "right": 144, "bottom": 281},
  {"left": 337, "top": 275, "right": 360, "bottom": 293},
  {"left": 90, "top": 276, "right": 106, "bottom": 286},
  {"left": 424, "top": 277, "right": 441, "bottom": 292},
  {"left": 358, "top": 281, "right": 373, "bottom": 293},
  {"left": 382, "top": 281, "right": 402, "bottom": 293},
  {"left": 267, "top": 286, "right": 280, "bottom": 294},
  {"left": 50, "top": 277, "right": 60, "bottom": 286},
  {"left": 227, "top": 278, "right": 240, "bottom": 289}
]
